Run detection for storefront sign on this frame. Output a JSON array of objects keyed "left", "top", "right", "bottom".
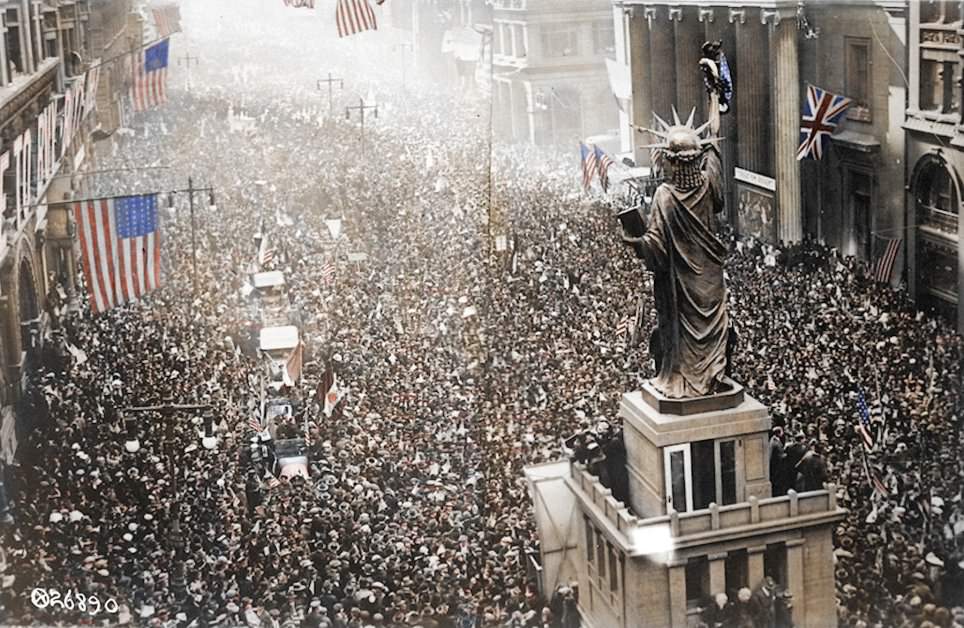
[{"left": 734, "top": 167, "right": 776, "bottom": 192}]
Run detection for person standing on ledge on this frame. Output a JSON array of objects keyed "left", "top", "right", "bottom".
[{"left": 621, "top": 54, "right": 730, "bottom": 399}]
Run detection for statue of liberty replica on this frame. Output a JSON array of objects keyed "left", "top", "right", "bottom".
[{"left": 621, "top": 79, "right": 730, "bottom": 399}]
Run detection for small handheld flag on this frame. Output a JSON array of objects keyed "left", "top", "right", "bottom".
[
  {"left": 579, "top": 142, "right": 598, "bottom": 192},
  {"left": 855, "top": 388, "right": 874, "bottom": 452}
]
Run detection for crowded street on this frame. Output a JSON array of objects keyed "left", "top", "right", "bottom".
[{"left": 0, "top": 1, "right": 962, "bottom": 627}]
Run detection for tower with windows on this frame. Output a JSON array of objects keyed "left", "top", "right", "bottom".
[{"left": 563, "top": 381, "right": 845, "bottom": 628}]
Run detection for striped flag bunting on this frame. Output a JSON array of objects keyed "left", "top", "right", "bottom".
[
  {"left": 579, "top": 142, "right": 598, "bottom": 192},
  {"left": 74, "top": 194, "right": 162, "bottom": 315},
  {"left": 152, "top": 4, "right": 182, "bottom": 38},
  {"left": 130, "top": 39, "right": 170, "bottom": 112},
  {"left": 336, "top": 0, "right": 377, "bottom": 38},
  {"left": 594, "top": 145, "right": 615, "bottom": 193},
  {"left": 855, "top": 389, "right": 874, "bottom": 451},
  {"left": 874, "top": 236, "right": 901, "bottom": 284}
]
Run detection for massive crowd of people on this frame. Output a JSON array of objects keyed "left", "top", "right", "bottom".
[{"left": 0, "top": 2, "right": 961, "bottom": 627}]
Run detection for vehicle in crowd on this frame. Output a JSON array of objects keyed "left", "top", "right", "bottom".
[
  {"left": 259, "top": 325, "right": 301, "bottom": 388},
  {"left": 252, "top": 270, "right": 290, "bottom": 327}
]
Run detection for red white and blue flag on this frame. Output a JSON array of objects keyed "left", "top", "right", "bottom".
[
  {"left": 151, "top": 3, "right": 182, "bottom": 38},
  {"left": 336, "top": 0, "right": 378, "bottom": 37},
  {"left": 594, "top": 145, "right": 615, "bottom": 193},
  {"left": 855, "top": 388, "right": 874, "bottom": 452},
  {"left": 75, "top": 194, "right": 162, "bottom": 314},
  {"left": 797, "top": 84, "right": 851, "bottom": 160},
  {"left": 579, "top": 142, "right": 598, "bottom": 192},
  {"left": 874, "top": 236, "right": 901, "bottom": 284},
  {"left": 131, "top": 39, "right": 169, "bottom": 112},
  {"left": 283, "top": 0, "right": 315, "bottom": 7}
]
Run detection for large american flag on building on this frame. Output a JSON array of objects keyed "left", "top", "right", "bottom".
[
  {"left": 131, "top": 39, "right": 170, "bottom": 112},
  {"left": 579, "top": 142, "right": 598, "bottom": 192},
  {"left": 797, "top": 84, "right": 851, "bottom": 160},
  {"left": 75, "top": 194, "right": 163, "bottom": 314},
  {"left": 336, "top": 0, "right": 378, "bottom": 38},
  {"left": 151, "top": 3, "right": 182, "bottom": 38},
  {"left": 594, "top": 144, "right": 615, "bottom": 193},
  {"left": 874, "top": 236, "right": 902, "bottom": 284}
]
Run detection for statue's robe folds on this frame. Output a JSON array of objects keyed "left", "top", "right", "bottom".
[{"left": 639, "top": 149, "right": 728, "bottom": 398}]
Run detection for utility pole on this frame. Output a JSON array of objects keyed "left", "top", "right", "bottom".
[
  {"left": 344, "top": 98, "right": 378, "bottom": 159},
  {"left": 317, "top": 72, "right": 343, "bottom": 116},
  {"left": 177, "top": 52, "right": 199, "bottom": 92},
  {"left": 168, "top": 179, "right": 216, "bottom": 296},
  {"left": 393, "top": 42, "right": 413, "bottom": 89}
]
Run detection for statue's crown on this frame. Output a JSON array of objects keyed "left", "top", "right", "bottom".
[{"left": 640, "top": 107, "right": 720, "bottom": 163}]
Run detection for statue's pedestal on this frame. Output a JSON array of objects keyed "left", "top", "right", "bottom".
[{"left": 619, "top": 379, "right": 772, "bottom": 517}]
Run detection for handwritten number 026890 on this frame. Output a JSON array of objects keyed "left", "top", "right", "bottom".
[{"left": 30, "top": 588, "right": 118, "bottom": 615}]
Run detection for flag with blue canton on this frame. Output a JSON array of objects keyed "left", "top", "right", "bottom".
[
  {"left": 855, "top": 388, "right": 874, "bottom": 451},
  {"left": 797, "top": 84, "right": 851, "bottom": 160},
  {"left": 132, "top": 40, "right": 170, "bottom": 112},
  {"left": 74, "top": 194, "right": 163, "bottom": 314},
  {"left": 580, "top": 142, "right": 597, "bottom": 192}
]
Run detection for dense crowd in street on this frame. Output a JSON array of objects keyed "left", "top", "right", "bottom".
[{"left": 0, "top": 3, "right": 961, "bottom": 628}]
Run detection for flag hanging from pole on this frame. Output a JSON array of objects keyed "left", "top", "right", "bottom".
[
  {"left": 797, "top": 84, "right": 851, "bottom": 160},
  {"left": 855, "top": 388, "right": 875, "bottom": 452},
  {"left": 873, "top": 236, "right": 901, "bottom": 284},
  {"left": 594, "top": 145, "right": 615, "bottom": 193},
  {"left": 74, "top": 194, "right": 162, "bottom": 314},
  {"left": 579, "top": 142, "right": 598, "bottom": 192},
  {"left": 336, "top": 0, "right": 377, "bottom": 37},
  {"left": 131, "top": 39, "right": 170, "bottom": 112},
  {"left": 282, "top": 343, "right": 304, "bottom": 387},
  {"left": 151, "top": 4, "right": 182, "bottom": 38},
  {"left": 322, "top": 370, "right": 341, "bottom": 417}
]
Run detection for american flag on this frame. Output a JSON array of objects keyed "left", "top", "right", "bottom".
[
  {"left": 321, "top": 260, "right": 335, "bottom": 283},
  {"left": 864, "top": 459, "right": 888, "bottom": 497},
  {"left": 594, "top": 145, "right": 615, "bottom": 193},
  {"left": 797, "top": 84, "right": 851, "bottom": 160},
  {"left": 266, "top": 473, "right": 281, "bottom": 488},
  {"left": 258, "top": 235, "right": 276, "bottom": 267},
  {"left": 874, "top": 237, "right": 902, "bottom": 284},
  {"left": 336, "top": 0, "right": 377, "bottom": 38},
  {"left": 283, "top": 0, "right": 314, "bottom": 7},
  {"left": 248, "top": 417, "right": 263, "bottom": 433},
  {"left": 855, "top": 389, "right": 874, "bottom": 451},
  {"left": 579, "top": 142, "right": 598, "bottom": 192},
  {"left": 615, "top": 316, "right": 630, "bottom": 338},
  {"left": 130, "top": 39, "right": 170, "bottom": 112},
  {"left": 152, "top": 4, "right": 182, "bottom": 38},
  {"left": 74, "top": 194, "right": 162, "bottom": 314}
]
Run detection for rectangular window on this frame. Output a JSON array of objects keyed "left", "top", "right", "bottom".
[
  {"left": 764, "top": 543, "right": 787, "bottom": 588},
  {"left": 541, "top": 24, "right": 579, "bottom": 58},
  {"left": 719, "top": 440, "right": 738, "bottom": 505},
  {"left": 692, "top": 440, "right": 716, "bottom": 510},
  {"left": 585, "top": 521, "right": 594, "bottom": 563},
  {"left": 920, "top": 59, "right": 961, "bottom": 114},
  {"left": 845, "top": 37, "right": 871, "bottom": 121},
  {"left": 608, "top": 544, "right": 619, "bottom": 591},
  {"left": 850, "top": 170, "right": 873, "bottom": 260},
  {"left": 666, "top": 445, "right": 691, "bottom": 512},
  {"left": 592, "top": 21, "right": 614, "bottom": 55},
  {"left": 685, "top": 556, "right": 710, "bottom": 607},
  {"left": 724, "top": 550, "right": 749, "bottom": 597},
  {"left": 596, "top": 531, "right": 607, "bottom": 580}
]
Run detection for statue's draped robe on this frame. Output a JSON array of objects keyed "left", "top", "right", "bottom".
[{"left": 640, "top": 149, "right": 728, "bottom": 398}]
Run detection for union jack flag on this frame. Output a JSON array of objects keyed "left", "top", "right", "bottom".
[
  {"left": 594, "top": 145, "right": 615, "bottom": 193},
  {"left": 579, "top": 142, "right": 598, "bottom": 192},
  {"left": 797, "top": 85, "right": 851, "bottom": 160}
]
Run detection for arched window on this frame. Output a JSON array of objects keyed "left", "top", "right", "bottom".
[{"left": 915, "top": 157, "right": 960, "bottom": 234}]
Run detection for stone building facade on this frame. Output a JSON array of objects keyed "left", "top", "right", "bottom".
[
  {"left": 613, "top": 1, "right": 907, "bottom": 271},
  {"left": 0, "top": 0, "right": 136, "bottom": 463}
]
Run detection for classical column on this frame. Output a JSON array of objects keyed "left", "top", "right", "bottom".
[
  {"left": 0, "top": 24, "right": 10, "bottom": 86},
  {"left": 648, "top": 9, "right": 676, "bottom": 122},
  {"left": 674, "top": 8, "right": 705, "bottom": 120},
  {"left": 708, "top": 552, "right": 727, "bottom": 596},
  {"left": 734, "top": 11, "right": 769, "bottom": 175},
  {"left": 748, "top": 545, "right": 766, "bottom": 587},
  {"left": 786, "top": 539, "right": 806, "bottom": 626},
  {"left": 627, "top": 8, "right": 653, "bottom": 165},
  {"left": 770, "top": 13, "right": 802, "bottom": 243},
  {"left": 667, "top": 562, "right": 688, "bottom": 628}
]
